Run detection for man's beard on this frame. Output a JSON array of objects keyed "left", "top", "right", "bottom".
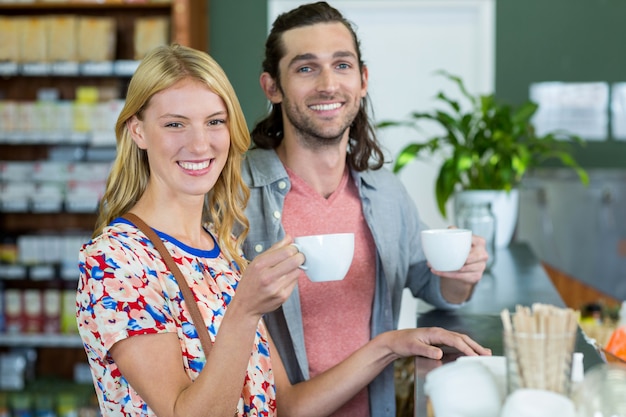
[{"left": 282, "top": 97, "right": 357, "bottom": 150}]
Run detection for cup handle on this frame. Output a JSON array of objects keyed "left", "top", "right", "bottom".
[{"left": 291, "top": 243, "right": 307, "bottom": 270}]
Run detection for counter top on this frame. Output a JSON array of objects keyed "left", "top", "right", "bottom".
[{"left": 405, "top": 242, "right": 605, "bottom": 417}]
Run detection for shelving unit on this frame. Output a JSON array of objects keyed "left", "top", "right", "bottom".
[
  {"left": 0, "top": 0, "right": 209, "bottom": 399},
  {"left": 0, "top": 333, "right": 82, "bottom": 349}
]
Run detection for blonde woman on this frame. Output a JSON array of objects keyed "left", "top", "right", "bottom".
[{"left": 76, "top": 44, "right": 304, "bottom": 417}]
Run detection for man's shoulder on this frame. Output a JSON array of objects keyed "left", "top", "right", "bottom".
[
  {"left": 244, "top": 147, "right": 277, "bottom": 166},
  {"left": 356, "top": 165, "right": 405, "bottom": 191},
  {"left": 242, "top": 148, "right": 286, "bottom": 186}
]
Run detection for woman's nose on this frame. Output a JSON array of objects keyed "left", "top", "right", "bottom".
[{"left": 187, "top": 126, "right": 210, "bottom": 153}]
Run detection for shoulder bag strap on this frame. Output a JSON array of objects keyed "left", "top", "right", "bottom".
[{"left": 121, "top": 213, "right": 213, "bottom": 356}]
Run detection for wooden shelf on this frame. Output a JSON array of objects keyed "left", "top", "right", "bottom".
[
  {"left": 1, "top": 212, "right": 97, "bottom": 233},
  {"left": 0, "top": 2, "right": 171, "bottom": 11},
  {"left": 0, "top": 0, "right": 208, "bottom": 53},
  {"left": 0, "top": 0, "right": 208, "bottom": 386}
]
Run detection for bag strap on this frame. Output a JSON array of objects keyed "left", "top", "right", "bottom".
[{"left": 121, "top": 213, "right": 213, "bottom": 356}]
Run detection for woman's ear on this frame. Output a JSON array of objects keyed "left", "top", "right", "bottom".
[
  {"left": 260, "top": 72, "right": 283, "bottom": 104},
  {"left": 127, "top": 115, "right": 147, "bottom": 150}
]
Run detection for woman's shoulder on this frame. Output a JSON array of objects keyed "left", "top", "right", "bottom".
[{"left": 81, "top": 218, "right": 153, "bottom": 260}]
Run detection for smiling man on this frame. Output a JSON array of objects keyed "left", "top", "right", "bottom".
[{"left": 241, "top": 2, "right": 490, "bottom": 416}]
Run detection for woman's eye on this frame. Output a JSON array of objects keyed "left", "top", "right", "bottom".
[
  {"left": 165, "top": 122, "right": 183, "bottom": 128},
  {"left": 208, "top": 119, "right": 226, "bottom": 126}
]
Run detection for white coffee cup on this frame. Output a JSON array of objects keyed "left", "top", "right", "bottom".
[
  {"left": 421, "top": 228, "right": 472, "bottom": 271},
  {"left": 424, "top": 360, "right": 503, "bottom": 417},
  {"left": 501, "top": 389, "right": 576, "bottom": 417},
  {"left": 293, "top": 233, "right": 354, "bottom": 282}
]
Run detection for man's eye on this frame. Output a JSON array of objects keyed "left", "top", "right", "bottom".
[
  {"left": 337, "top": 63, "right": 351, "bottom": 70},
  {"left": 297, "top": 66, "right": 313, "bottom": 73}
]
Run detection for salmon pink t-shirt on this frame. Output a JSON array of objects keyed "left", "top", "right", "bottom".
[{"left": 282, "top": 166, "right": 376, "bottom": 417}]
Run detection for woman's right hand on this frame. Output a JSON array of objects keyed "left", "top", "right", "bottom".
[{"left": 235, "top": 236, "right": 304, "bottom": 316}]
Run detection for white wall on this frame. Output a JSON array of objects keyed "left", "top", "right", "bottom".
[{"left": 269, "top": 0, "right": 495, "bottom": 328}]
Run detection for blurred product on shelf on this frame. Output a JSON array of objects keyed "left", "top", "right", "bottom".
[
  {"left": 605, "top": 301, "right": 626, "bottom": 362},
  {"left": 134, "top": 16, "right": 169, "bottom": 59},
  {"left": 0, "top": 12, "right": 170, "bottom": 64},
  {"left": 579, "top": 301, "right": 619, "bottom": 348}
]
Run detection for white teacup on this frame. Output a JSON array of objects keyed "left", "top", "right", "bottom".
[
  {"left": 421, "top": 228, "right": 472, "bottom": 271},
  {"left": 501, "top": 389, "right": 575, "bottom": 417},
  {"left": 425, "top": 360, "right": 503, "bottom": 417},
  {"left": 293, "top": 233, "right": 354, "bottom": 282}
]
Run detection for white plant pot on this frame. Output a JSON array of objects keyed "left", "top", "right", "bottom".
[{"left": 453, "top": 189, "right": 519, "bottom": 248}]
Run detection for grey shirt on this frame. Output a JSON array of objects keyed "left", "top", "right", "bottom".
[{"left": 241, "top": 148, "right": 460, "bottom": 417}]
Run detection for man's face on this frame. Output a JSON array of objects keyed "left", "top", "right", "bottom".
[{"left": 273, "top": 22, "right": 368, "bottom": 148}]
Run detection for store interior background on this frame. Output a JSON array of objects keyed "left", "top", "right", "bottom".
[{"left": 1, "top": 0, "right": 625, "bottom": 407}]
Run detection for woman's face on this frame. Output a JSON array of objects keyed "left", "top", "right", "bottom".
[{"left": 128, "top": 78, "right": 231, "bottom": 202}]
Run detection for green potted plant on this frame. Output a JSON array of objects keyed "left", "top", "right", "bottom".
[{"left": 377, "top": 70, "right": 589, "bottom": 246}]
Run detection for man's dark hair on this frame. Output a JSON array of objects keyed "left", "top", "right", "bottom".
[{"left": 251, "top": 1, "right": 385, "bottom": 171}]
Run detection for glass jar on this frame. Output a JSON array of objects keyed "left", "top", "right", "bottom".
[{"left": 457, "top": 201, "right": 496, "bottom": 270}]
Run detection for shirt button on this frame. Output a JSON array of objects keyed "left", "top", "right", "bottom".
[
  {"left": 254, "top": 244, "right": 264, "bottom": 253},
  {"left": 273, "top": 211, "right": 281, "bottom": 219},
  {"left": 278, "top": 181, "right": 287, "bottom": 190}
]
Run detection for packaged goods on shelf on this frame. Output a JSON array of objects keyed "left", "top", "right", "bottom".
[
  {"left": 73, "top": 86, "right": 99, "bottom": 133},
  {"left": 0, "top": 182, "right": 34, "bottom": 213},
  {"left": 23, "top": 289, "right": 43, "bottom": 334},
  {"left": 17, "top": 235, "right": 90, "bottom": 267},
  {"left": 65, "top": 180, "right": 105, "bottom": 213},
  {"left": 35, "top": 101, "right": 58, "bottom": 137},
  {"left": 60, "top": 289, "right": 78, "bottom": 334},
  {"left": 0, "top": 98, "right": 123, "bottom": 145},
  {"left": 0, "top": 162, "right": 32, "bottom": 182},
  {"left": 42, "top": 287, "right": 61, "bottom": 334},
  {"left": 31, "top": 183, "right": 64, "bottom": 213},
  {"left": 605, "top": 301, "right": 626, "bottom": 362},
  {"left": 20, "top": 17, "right": 48, "bottom": 63},
  {"left": 135, "top": 16, "right": 170, "bottom": 59},
  {"left": 77, "top": 17, "right": 116, "bottom": 62},
  {"left": 16, "top": 102, "right": 36, "bottom": 133},
  {"left": 2, "top": 286, "right": 60, "bottom": 335},
  {"left": 0, "top": 281, "right": 3, "bottom": 334},
  {"left": 0, "top": 239, "right": 17, "bottom": 265},
  {"left": 3, "top": 288, "right": 23, "bottom": 335},
  {"left": 32, "top": 161, "right": 69, "bottom": 183},
  {"left": 0, "top": 17, "right": 19, "bottom": 62},
  {"left": 0, "top": 101, "right": 17, "bottom": 133},
  {"left": 47, "top": 15, "right": 78, "bottom": 62},
  {"left": 68, "top": 162, "right": 111, "bottom": 182},
  {"left": 0, "top": 160, "right": 110, "bottom": 214},
  {"left": 0, "top": 352, "right": 27, "bottom": 390}
]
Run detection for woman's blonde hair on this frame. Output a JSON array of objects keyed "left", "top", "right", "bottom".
[{"left": 94, "top": 44, "right": 251, "bottom": 269}]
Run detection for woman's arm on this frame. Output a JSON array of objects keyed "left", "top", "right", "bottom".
[
  {"left": 108, "top": 236, "right": 303, "bottom": 417},
  {"left": 110, "top": 306, "right": 261, "bottom": 417}
]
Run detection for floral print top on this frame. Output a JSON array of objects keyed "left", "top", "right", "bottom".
[{"left": 76, "top": 218, "right": 276, "bottom": 416}]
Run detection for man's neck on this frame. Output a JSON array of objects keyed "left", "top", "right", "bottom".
[{"left": 276, "top": 138, "right": 348, "bottom": 199}]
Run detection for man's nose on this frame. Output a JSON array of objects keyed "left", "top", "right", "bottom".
[{"left": 316, "top": 68, "right": 339, "bottom": 93}]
